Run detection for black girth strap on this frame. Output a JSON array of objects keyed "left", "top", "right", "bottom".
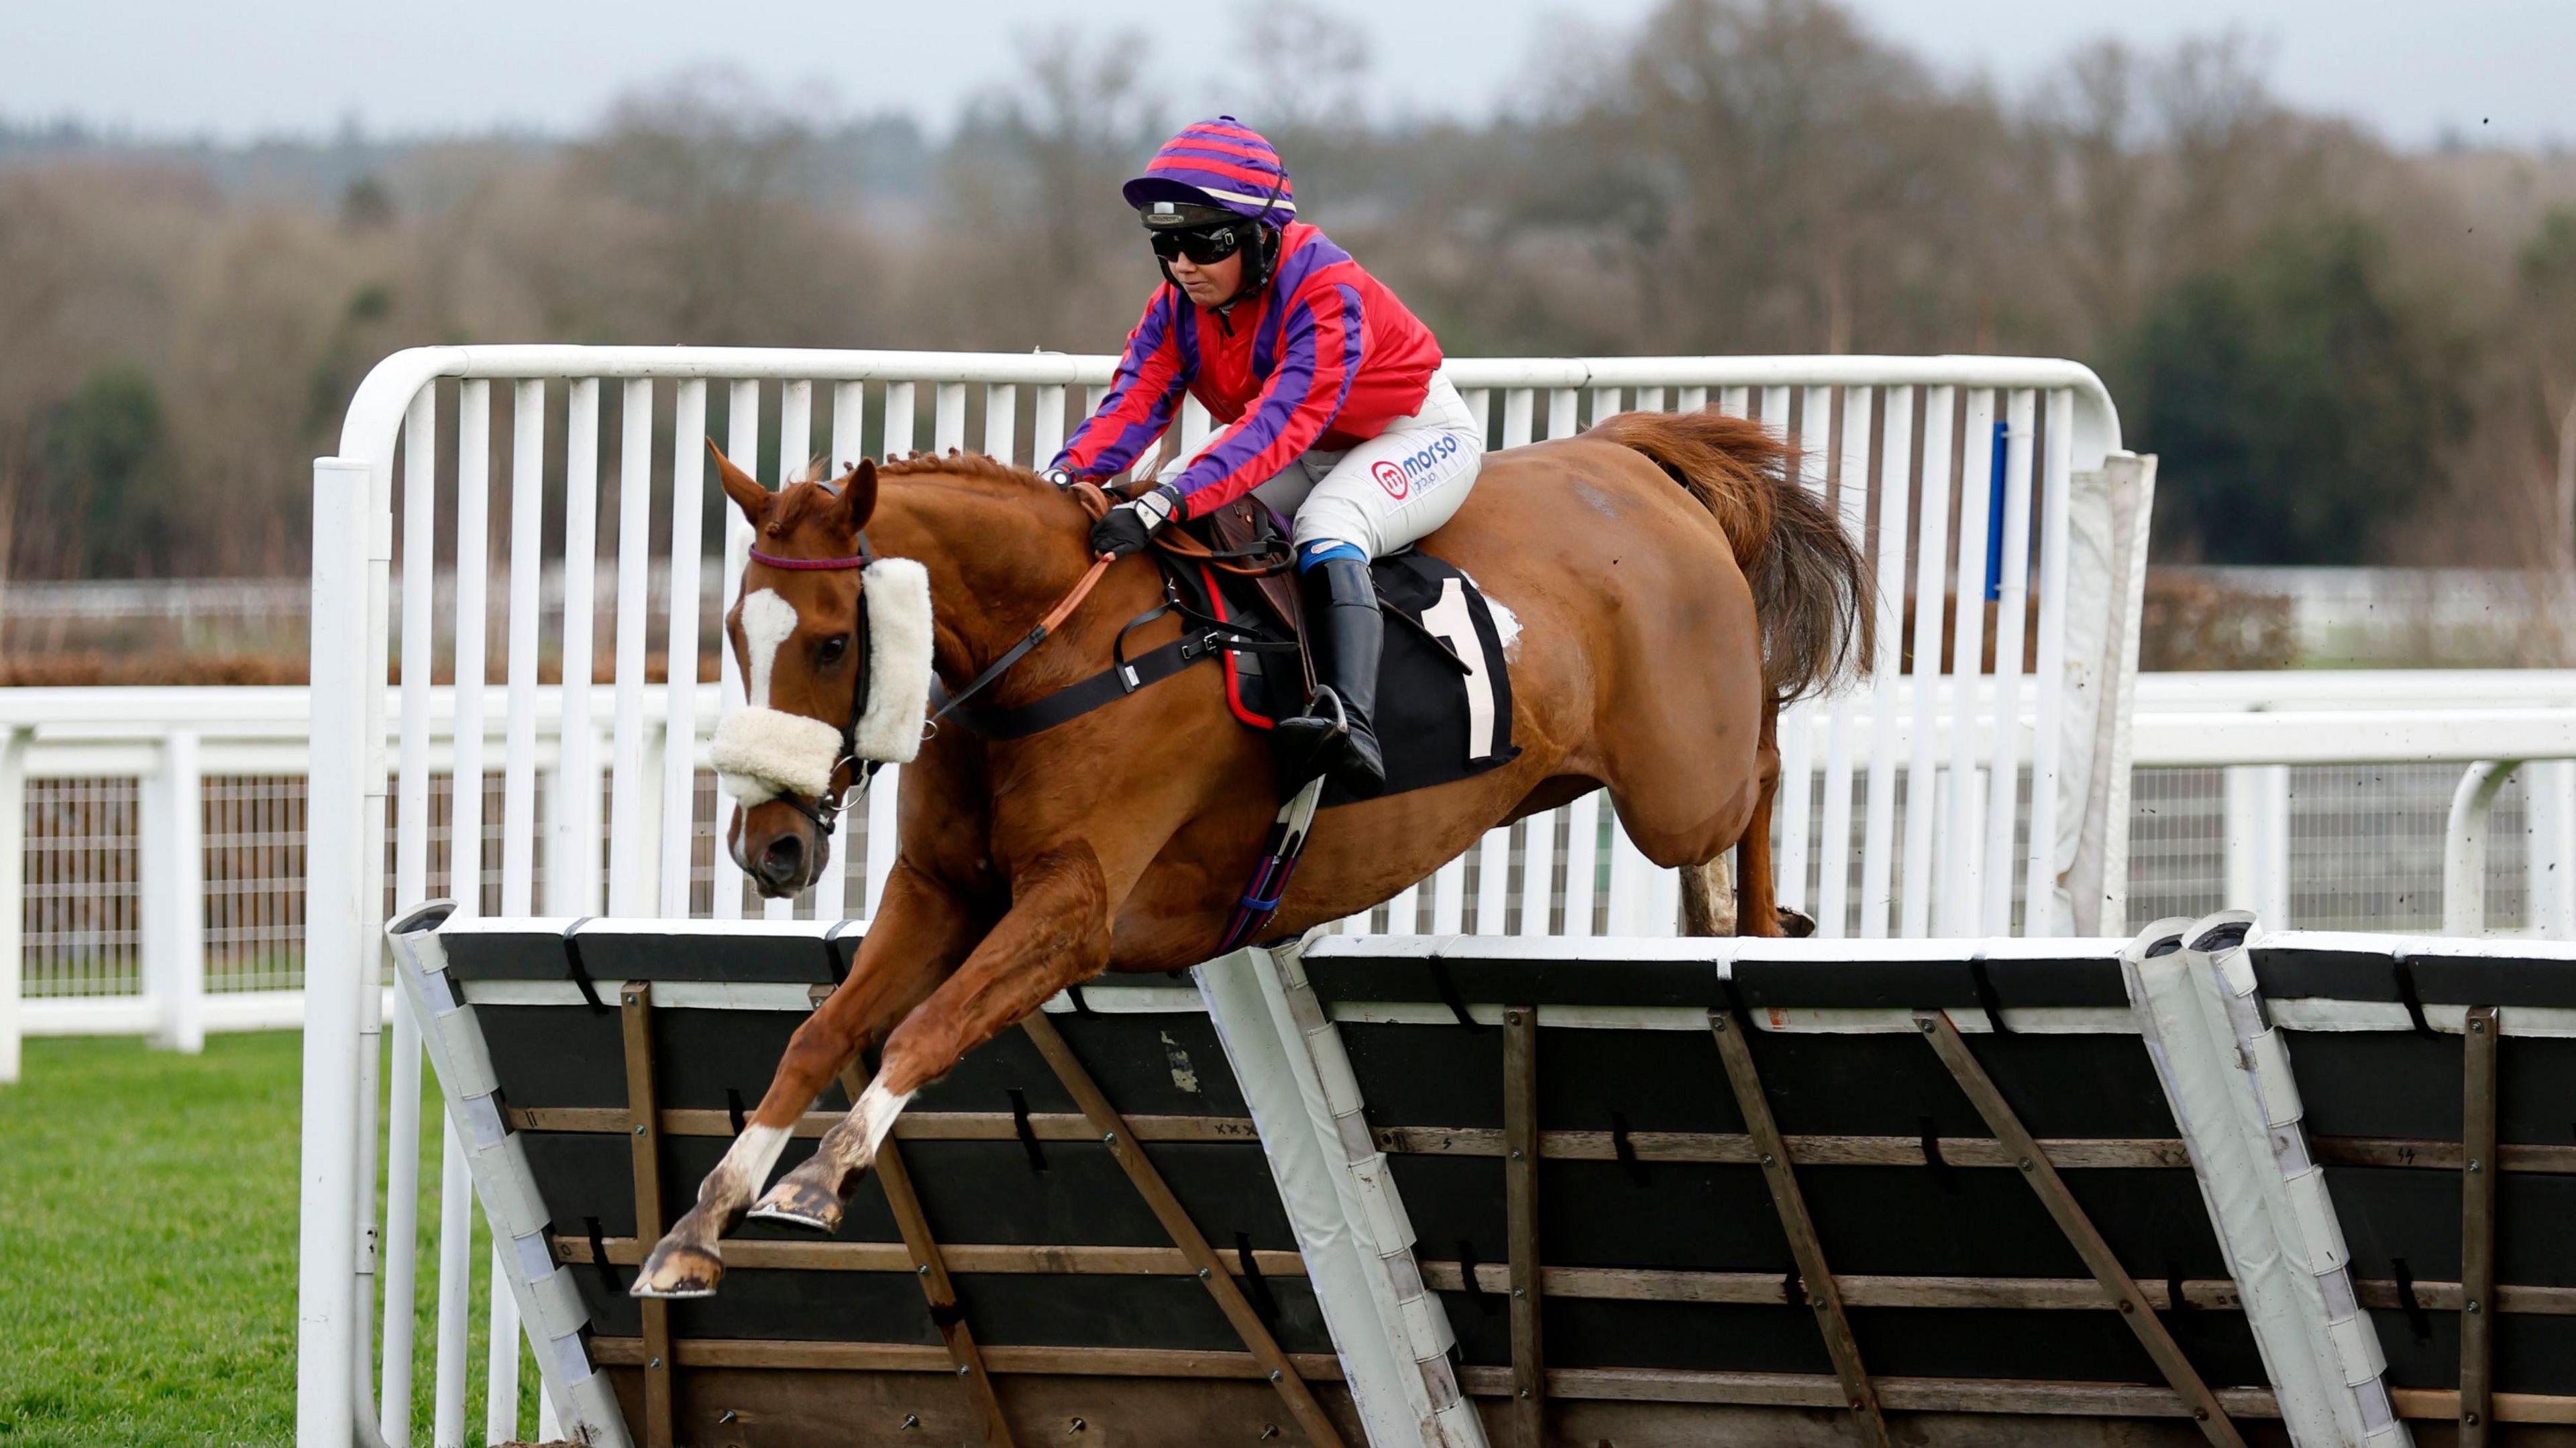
[{"left": 931, "top": 626, "right": 1244, "bottom": 740}]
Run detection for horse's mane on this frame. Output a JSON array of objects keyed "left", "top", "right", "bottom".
[
  {"left": 876, "top": 449, "right": 1052, "bottom": 492},
  {"left": 770, "top": 449, "right": 1057, "bottom": 533}
]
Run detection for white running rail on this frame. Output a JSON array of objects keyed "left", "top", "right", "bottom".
[{"left": 284, "top": 346, "right": 2143, "bottom": 1447}]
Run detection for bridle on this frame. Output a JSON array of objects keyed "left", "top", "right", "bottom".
[{"left": 742, "top": 531, "right": 1113, "bottom": 835}]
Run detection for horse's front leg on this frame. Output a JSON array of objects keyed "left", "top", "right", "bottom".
[
  {"left": 631, "top": 864, "right": 977, "bottom": 1298},
  {"left": 752, "top": 844, "right": 1113, "bottom": 1228}
]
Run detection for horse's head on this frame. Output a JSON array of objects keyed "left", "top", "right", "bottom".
[{"left": 706, "top": 440, "right": 934, "bottom": 898}]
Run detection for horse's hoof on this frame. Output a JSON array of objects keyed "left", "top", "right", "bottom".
[
  {"left": 747, "top": 1170, "right": 853, "bottom": 1233},
  {"left": 1776, "top": 907, "right": 1817, "bottom": 938},
  {"left": 632, "top": 1239, "right": 724, "bottom": 1299}
]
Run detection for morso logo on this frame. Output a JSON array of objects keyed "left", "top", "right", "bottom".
[{"left": 1372, "top": 434, "right": 1462, "bottom": 500}]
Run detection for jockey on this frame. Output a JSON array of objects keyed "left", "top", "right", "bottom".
[{"left": 1044, "top": 117, "right": 1483, "bottom": 800}]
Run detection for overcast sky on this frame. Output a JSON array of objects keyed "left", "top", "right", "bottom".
[{"left": 3, "top": 0, "right": 2569, "bottom": 150}]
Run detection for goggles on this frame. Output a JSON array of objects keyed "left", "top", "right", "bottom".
[{"left": 1149, "top": 223, "right": 1250, "bottom": 266}]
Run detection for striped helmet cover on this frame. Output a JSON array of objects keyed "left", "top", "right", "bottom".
[{"left": 1121, "top": 115, "right": 1296, "bottom": 223}]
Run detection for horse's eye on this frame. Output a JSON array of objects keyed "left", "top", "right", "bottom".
[{"left": 815, "top": 634, "right": 851, "bottom": 667}]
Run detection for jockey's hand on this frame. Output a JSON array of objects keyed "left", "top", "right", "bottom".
[
  {"left": 1040, "top": 467, "right": 1077, "bottom": 488},
  {"left": 1089, "top": 488, "right": 1178, "bottom": 560}
]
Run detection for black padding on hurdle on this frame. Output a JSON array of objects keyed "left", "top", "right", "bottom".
[
  {"left": 900, "top": 1139, "right": 1299, "bottom": 1249},
  {"left": 579, "top": 1264, "right": 943, "bottom": 1345},
  {"left": 455, "top": 920, "right": 2353, "bottom": 1396},
  {"left": 908, "top": 1013, "right": 1253, "bottom": 1120},
  {"left": 478, "top": 1005, "right": 833, "bottom": 1113},
  {"left": 2285, "top": 1032, "right": 2576, "bottom": 1146},
  {"left": 2247, "top": 942, "right": 2404, "bottom": 1003},
  {"left": 1437, "top": 1290, "right": 2273, "bottom": 1389},
  {"left": 2326, "top": 1168, "right": 2576, "bottom": 1292},
  {"left": 2257, "top": 934, "right": 2576, "bottom": 1017},
  {"left": 474, "top": 1003, "right": 1250, "bottom": 1123},
  {"left": 443, "top": 922, "right": 848, "bottom": 984},
  {"left": 1055, "top": 970, "right": 1185, "bottom": 993},
  {"left": 1337, "top": 1022, "right": 2187, "bottom": 1139},
  {"left": 1386, "top": 1150, "right": 2224, "bottom": 1282},
  {"left": 2253, "top": 989, "right": 2576, "bottom": 1397},
  {"left": 1303, "top": 952, "right": 1725, "bottom": 1009},
  {"left": 1975, "top": 952, "right": 2135, "bottom": 1009},
  {"left": 1342, "top": 1005, "right": 2261, "bottom": 1391},
  {"left": 1729, "top": 954, "right": 1982, "bottom": 1010},
  {"left": 437, "top": 925, "right": 576, "bottom": 981},
  {"left": 954, "top": 1272, "right": 1335, "bottom": 1355},
  {"left": 1851, "top": 1306, "right": 2267, "bottom": 1386},
  {"left": 2404, "top": 947, "right": 2576, "bottom": 1009},
  {"left": 2366, "top": 1309, "right": 2576, "bottom": 1396}
]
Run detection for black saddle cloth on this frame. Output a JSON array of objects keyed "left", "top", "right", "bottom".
[{"left": 1164, "top": 525, "right": 1521, "bottom": 807}]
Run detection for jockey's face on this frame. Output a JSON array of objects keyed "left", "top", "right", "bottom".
[{"left": 1167, "top": 245, "right": 1244, "bottom": 307}]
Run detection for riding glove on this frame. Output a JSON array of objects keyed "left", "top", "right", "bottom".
[{"left": 1089, "top": 486, "right": 1179, "bottom": 559}]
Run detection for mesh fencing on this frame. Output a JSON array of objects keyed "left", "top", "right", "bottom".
[{"left": 7, "top": 761, "right": 2558, "bottom": 998}]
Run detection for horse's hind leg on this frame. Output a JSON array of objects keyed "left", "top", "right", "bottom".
[
  {"left": 631, "top": 867, "right": 972, "bottom": 1298},
  {"left": 1680, "top": 855, "right": 1737, "bottom": 936},
  {"left": 1731, "top": 698, "right": 1814, "bottom": 938}
]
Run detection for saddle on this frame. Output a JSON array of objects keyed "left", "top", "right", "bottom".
[
  {"left": 952, "top": 483, "right": 1519, "bottom": 805},
  {"left": 1161, "top": 501, "right": 1523, "bottom": 806}
]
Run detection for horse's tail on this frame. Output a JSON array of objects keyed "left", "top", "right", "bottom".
[{"left": 1585, "top": 410, "right": 1872, "bottom": 703}]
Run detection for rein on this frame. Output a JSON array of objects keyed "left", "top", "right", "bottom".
[
  {"left": 748, "top": 490, "right": 1317, "bottom": 952},
  {"left": 1067, "top": 480, "right": 1293, "bottom": 578},
  {"left": 743, "top": 478, "right": 1286, "bottom": 826}
]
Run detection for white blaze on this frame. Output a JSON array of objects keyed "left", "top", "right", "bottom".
[{"left": 740, "top": 588, "right": 798, "bottom": 707}]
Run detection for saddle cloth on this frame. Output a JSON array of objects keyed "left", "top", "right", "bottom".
[{"left": 1167, "top": 510, "right": 1521, "bottom": 807}]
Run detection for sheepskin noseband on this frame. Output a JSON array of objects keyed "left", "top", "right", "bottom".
[
  {"left": 711, "top": 708, "right": 839, "bottom": 805},
  {"left": 711, "top": 557, "right": 934, "bottom": 806}
]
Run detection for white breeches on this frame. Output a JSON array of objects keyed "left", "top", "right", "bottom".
[{"left": 1157, "top": 374, "right": 1485, "bottom": 559}]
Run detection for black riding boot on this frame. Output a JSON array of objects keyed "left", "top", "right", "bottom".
[{"left": 1275, "top": 557, "right": 1387, "bottom": 798}]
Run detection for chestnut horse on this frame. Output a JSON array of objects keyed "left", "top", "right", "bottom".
[{"left": 633, "top": 410, "right": 1867, "bottom": 1296}]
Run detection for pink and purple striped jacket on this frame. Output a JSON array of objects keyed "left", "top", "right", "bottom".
[{"left": 1051, "top": 222, "right": 1444, "bottom": 520}]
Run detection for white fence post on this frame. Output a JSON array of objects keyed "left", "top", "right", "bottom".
[
  {"left": 297, "top": 457, "right": 374, "bottom": 1448},
  {"left": 0, "top": 724, "right": 25, "bottom": 1084},
  {"left": 142, "top": 728, "right": 205, "bottom": 1054},
  {"left": 2222, "top": 765, "right": 2292, "bottom": 926},
  {"left": 2527, "top": 759, "right": 2576, "bottom": 938},
  {"left": 2447, "top": 760, "right": 2524, "bottom": 936}
]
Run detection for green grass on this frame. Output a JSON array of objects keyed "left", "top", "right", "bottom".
[{"left": 0, "top": 1032, "right": 541, "bottom": 1447}]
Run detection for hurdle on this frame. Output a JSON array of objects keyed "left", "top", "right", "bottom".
[
  {"left": 362, "top": 903, "right": 2576, "bottom": 1446},
  {"left": 301, "top": 347, "right": 2160, "bottom": 1446}
]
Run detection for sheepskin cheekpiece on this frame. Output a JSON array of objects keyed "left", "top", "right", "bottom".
[{"left": 851, "top": 557, "right": 933, "bottom": 765}]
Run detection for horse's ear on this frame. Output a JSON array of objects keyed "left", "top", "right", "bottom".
[
  {"left": 707, "top": 437, "right": 767, "bottom": 527},
  {"left": 837, "top": 458, "right": 878, "bottom": 531}
]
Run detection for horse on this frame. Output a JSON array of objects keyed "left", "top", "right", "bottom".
[{"left": 633, "top": 410, "right": 1868, "bottom": 1296}]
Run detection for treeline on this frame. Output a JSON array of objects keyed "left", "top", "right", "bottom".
[{"left": 5, "top": 0, "right": 2575, "bottom": 579}]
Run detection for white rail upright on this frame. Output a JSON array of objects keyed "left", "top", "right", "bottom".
[
  {"left": 0, "top": 724, "right": 26, "bottom": 1084},
  {"left": 297, "top": 346, "right": 2147, "bottom": 1448}
]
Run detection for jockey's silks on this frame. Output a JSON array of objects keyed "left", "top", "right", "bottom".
[{"left": 1051, "top": 222, "right": 1444, "bottom": 521}]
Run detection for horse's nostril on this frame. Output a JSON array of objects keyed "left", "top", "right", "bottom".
[{"left": 759, "top": 834, "right": 805, "bottom": 887}]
